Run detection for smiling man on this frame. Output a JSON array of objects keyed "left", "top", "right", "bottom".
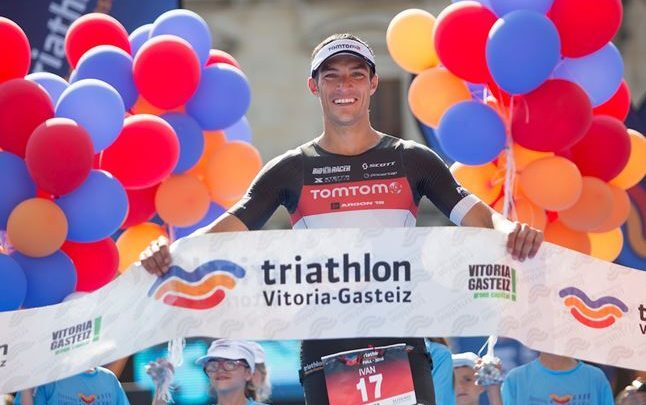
[{"left": 141, "top": 33, "right": 544, "bottom": 404}]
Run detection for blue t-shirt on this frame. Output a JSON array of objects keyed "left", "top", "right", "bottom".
[
  {"left": 426, "top": 340, "right": 455, "bottom": 405},
  {"left": 15, "top": 367, "right": 129, "bottom": 405},
  {"left": 501, "top": 359, "right": 613, "bottom": 405}
]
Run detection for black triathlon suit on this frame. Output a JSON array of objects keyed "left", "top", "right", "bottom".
[{"left": 229, "top": 134, "right": 474, "bottom": 405}]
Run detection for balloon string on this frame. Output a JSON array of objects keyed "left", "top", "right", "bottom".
[{"left": 502, "top": 96, "right": 517, "bottom": 221}]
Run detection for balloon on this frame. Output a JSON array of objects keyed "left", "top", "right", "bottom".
[
  {"left": 173, "top": 202, "right": 225, "bottom": 238},
  {"left": 569, "top": 116, "right": 630, "bottom": 181},
  {"left": 544, "top": 220, "right": 590, "bottom": 254},
  {"left": 26, "top": 72, "right": 69, "bottom": 106},
  {"left": 65, "top": 13, "right": 130, "bottom": 68},
  {"left": 186, "top": 130, "right": 227, "bottom": 180},
  {"left": 519, "top": 156, "right": 582, "bottom": 210},
  {"left": 591, "top": 184, "right": 630, "bottom": 233},
  {"left": 548, "top": 0, "right": 622, "bottom": 57},
  {"left": 116, "top": 222, "right": 168, "bottom": 273},
  {"left": 486, "top": 10, "right": 560, "bottom": 95},
  {"left": 7, "top": 198, "right": 68, "bottom": 257},
  {"left": 133, "top": 35, "right": 201, "bottom": 110},
  {"left": 0, "top": 254, "right": 27, "bottom": 311},
  {"left": 552, "top": 43, "right": 623, "bottom": 107},
  {"left": 160, "top": 112, "right": 204, "bottom": 173},
  {"left": 0, "top": 152, "right": 36, "bottom": 229},
  {"left": 121, "top": 184, "right": 159, "bottom": 229},
  {"left": 74, "top": 45, "right": 138, "bottom": 110},
  {"left": 129, "top": 23, "right": 152, "bottom": 57},
  {"left": 0, "top": 79, "right": 54, "bottom": 157},
  {"left": 408, "top": 67, "right": 470, "bottom": 128},
  {"left": 11, "top": 251, "right": 76, "bottom": 308},
  {"left": 0, "top": 17, "right": 30, "bottom": 83},
  {"left": 186, "top": 64, "right": 251, "bottom": 130},
  {"left": 224, "top": 116, "right": 252, "bottom": 143},
  {"left": 150, "top": 9, "right": 212, "bottom": 65},
  {"left": 131, "top": 95, "right": 185, "bottom": 115},
  {"left": 434, "top": 2, "right": 497, "bottom": 83},
  {"left": 511, "top": 79, "right": 592, "bottom": 152},
  {"left": 592, "top": 80, "right": 630, "bottom": 121},
  {"left": 450, "top": 162, "right": 502, "bottom": 205},
  {"left": 558, "top": 177, "right": 613, "bottom": 232},
  {"left": 610, "top": 129, "right": 646, "bottom": 189},
  {"left": 61, "top": 239, "right": 118, "bottom": 292},
  {"left": 437, "top": 101, "right": 506, "bottom": 165},
  {"left": 494, "top": 196, "right": 547, "bottom": 231},
  {"left": 386, "top": 9, "right": 439, "bottom": 74},
  {"left": 55, "top": 79, "right": 125, "bottom": 152},
  {"left": 205, "top": 141, "right": 262, "bottom": 203},
  {"left": 207, "top": 49, "right": 241, "bottom": 69},
  {"left": 489, "top": 0, "right": 554, "bottom": 15},
  {"left": 99, "top": 115, "right": 180, "bottom": 189},
  {"left": 155, "top": 174, "right": 210, "bottom": 227},
  {"left": 588, "top": 228, "right": 623, "bottom": 262},
  {"left": 56, "top": 170, "right": 128, "bottom": 242},
  {"left": 497, "top": 144, "right": 553, "bottom": 172},
  {"left": 452, "top": 0, "right": 492, "bottom": 8}
]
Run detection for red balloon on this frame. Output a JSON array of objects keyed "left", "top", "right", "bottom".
[
  {"left": 433, "top": 2, "right": 497, "bottom": 83},
  {"left": 512, "top": 79, "right": 592, "bottom": 152},
  {"left": 121, "top": 184, "right": 159, "bottom": 228},
  {"left": 207, "top": 49, "right": 241, "bottom": 69},
  {"left": 549, "top": 0, "right": 622, "bottom": 57},
  {"left": 26, "top": 118, "right": 94, "bottom": 196},
  {"left": 65, "top": 13, "right": 130, "bottom": 68},
  {"left": 487, "top": 79, "right": 512, "bottom": 107},
  {"left": 99, "top": 115, "right": 179, "bottom": 189},
  {"left": 133, "top": 35, "right": 201, "bottom": 110},
  {"left": 569, "top": 116, "right": 630, "bottom": 181},
  {"left": 0, "top": 79, "right": 54, "bottom": 157},
  {"left": 0, "top": 17, "right": 30, "bottom": 83},
  {"left": 592, "top": 80, "right": 630, "bottom": 121},
  {"left": 61, "top": 239, "right": 118, "bottom": 292}
]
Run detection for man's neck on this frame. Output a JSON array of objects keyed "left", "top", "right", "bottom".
[
  {"left": 318, "top": 120, "right": 381, "bottom": 156},
  {"left": 538, "top": 353, "right": 578, "bottom": 371}
]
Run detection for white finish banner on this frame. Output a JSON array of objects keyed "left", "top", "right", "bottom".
[{"left": 1, "top": 227, "right": 644, "bottom": 394}]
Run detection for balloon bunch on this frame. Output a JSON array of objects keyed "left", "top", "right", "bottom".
[
  {"left": 0, "top": 10, "right": 262, "bottom": 311},
  {"left": 387, "top": 0, "right": 646, "bottom": 262}
]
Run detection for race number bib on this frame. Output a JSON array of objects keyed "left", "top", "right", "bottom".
[{"left": 322, "top": 343, "right": 417, "bottom": 405}]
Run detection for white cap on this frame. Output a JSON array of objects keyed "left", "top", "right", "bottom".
[
  {"left": 195, "top": 339, "right": 255, "bottom": 373},
  {"left": 310, "top": 38, "right": 376, "bottom": 77},
  {"left": 452, "top": 352, "right": 479, "bottom": 369},
  {"left": 244, "top": 341, "right": 266, "bottom": 364}
]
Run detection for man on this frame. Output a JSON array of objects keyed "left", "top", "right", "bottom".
[{"left": 141, "top": 33, "right": 543, "bottom": 404}]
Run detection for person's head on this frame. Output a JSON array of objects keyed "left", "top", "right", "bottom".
[
  {"left": 196, "top": 339, "right": 255, "bottom": 397},
  {"left": 452, "top": 352, "right": 484, "bottom": 405},
  {"left": 616, "top": 379, "right": 646, "bottom": 405},
  {"left": 308, "top": 33, "right": 378, "bottom": 127},
  {"left": 244, "top": 341, "right": 272, "bottom": 401}
]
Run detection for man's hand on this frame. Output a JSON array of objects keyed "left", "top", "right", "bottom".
[
  {"left": 140, "top": 236, "right": 172, "bottom": 276},
  {"left": 506, "top": 222, "right": 543, "bottom": 261}
]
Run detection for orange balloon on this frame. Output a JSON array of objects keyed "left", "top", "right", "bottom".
[
  {"left": 588, "top": 228, "right": 623, "bottom": 262},
  {"left": 610, "top": 129, "right": 646, "bottom": 189},
  {"left": 155, "top": 174, "right": 210, "bottom": 227},
  {"left": 450, "top": 162, "right": 503, "bottom": 205},
  {"left": 559, "top": 177, "right": 613, "bottom": 232},
  {"left": 497, "top": 143, "right": 554, "bottom": 172},
  {"left": 519, "top": 156, "right": 582, "bottom": 211},
  {"left": 205, "top": 141, "right": 262, "bottom": 202},
  {"left": 186, "top": 130, "right": 226, "bottom": 181},
  {"left": 116, "top": 222, "right": 168, "bottom": 273},
  {"left": 7, "top": 198, "right": 68, "bottom": 257},
  {"left": 494, "top": 196, "right": 547, "bottom": 231},
  {"left": 131, "top": 95, "right": 185, "bottom": 115},
  {"left": 408, "top": 67, "right": 470, "bottom": 127},
  {"left": 387, "top": 9, "right": 439, "bottom": 73},
  {"left": 544, "top": 220, "right": 590, "bottom": 255},
  {"left": 590, "top": 184, "right": 630, "bottom": 232}
]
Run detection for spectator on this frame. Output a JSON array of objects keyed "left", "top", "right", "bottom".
[
  {"left": 244, "top": 341, "right": 272, "bottom": 403},
  {"left": 452, "top": 352, "right": 502, "bottom": 405}
]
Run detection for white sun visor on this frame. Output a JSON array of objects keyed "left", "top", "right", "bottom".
[{"left": 311, "top": 38, "right": 376, "bottom": 77}]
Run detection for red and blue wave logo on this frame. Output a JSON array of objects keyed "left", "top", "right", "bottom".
[
  {"left": 148, "top": 260, "right": 246, "bottom": 310},
  {"left": 558, "top": 287, "right": 628, "bottom": 329}
]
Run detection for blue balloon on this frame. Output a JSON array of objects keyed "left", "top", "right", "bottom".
[
  {"left": 467, "top": 82, "right": 486, "bottom": 101},
  {"left": 552, "top": 43, "right": 624, "bottom": 107},
  {"left": 489, "top": 0, "right": 554, "bottom": 16},
  {"left": 74, "top": 45, "right": 138, "bottom": 110},
  {"left": 56, "top": 170, "right": 128, "bottom": 242},
  {"left": 151, "top": 9, "right": 211, "bottom": 65},
  {"left": 161, "top": 112, "right": 205, "bottom": 174},
  {"left": 0, "top": 152, "right": 36, "bottom": 229},
  {"left": 452, "top": 0, "right": 492, "bottom": 8},
  {"left": 437, "top": 101, "right": 506, "bottom": 165},
  {"left": 173, "top": 203, "right": 225, "bottom": 239},
  {"left": 25, "top": 72, "right": 69, "bottom": 106},
  {"left": 486, "top": 10, "right": 560, "bottom": 95},
  {"left": 0, "top": 254, "right": 27, "bottom": 311},
  {"left": 224, "top": 116, "right": 252, "bottom": 143},
  {"left": 186, "top": 64, "right": 251, "bottom": 130},
  {"left": 129, "top": 23, "right": 152, "bottom": 57},
  {"left": 11, "top": 251, "right": 76, "bottom": 308},
  {"left": 56, "top": 79, "right": 125, "bottom": 152}
]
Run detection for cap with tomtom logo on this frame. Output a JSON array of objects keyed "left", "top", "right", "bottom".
[{"left": 311, "top": 38, "right": 376, "bottom": 78}]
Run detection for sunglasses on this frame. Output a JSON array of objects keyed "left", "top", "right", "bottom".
[{"left": 204, "top": 359, "right": 249, "bottom": 373}]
